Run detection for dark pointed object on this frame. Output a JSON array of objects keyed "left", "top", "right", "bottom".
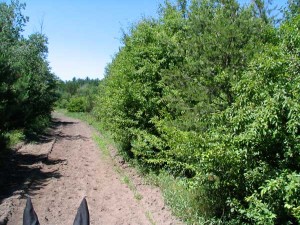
[
  {"left": 73, "top": 198, "right": 90, "bottom": 225},
  {"left": 23, "top": 197, "right": 40, "bottom": 225}
]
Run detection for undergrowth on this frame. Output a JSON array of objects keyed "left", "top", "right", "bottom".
[
  {"left": 145, "top": 171, "right": 225, "bottom": 224},
  {"left": 0, "top": 129, "right": 25, "bottom": 168},
  {"left": 4, "top": 129, "right": 25, "bottom": 148}
]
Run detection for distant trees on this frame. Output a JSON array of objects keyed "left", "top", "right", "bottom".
[
  {"left": 0, "top": 1, "right": 58, "bottom": 148},
  {"left": 56, "top": 77, "right": 99, "bottom": 112},
  {"left": 94, "top": 0, "right": 300, "bottom": 223}
]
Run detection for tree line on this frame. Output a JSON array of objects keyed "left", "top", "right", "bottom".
[
  {"left": 55, "top": 77, "right": 99, "bottom": 112},
  {"left": 0, "top": 1, "right": 58, "bottom": 148}
]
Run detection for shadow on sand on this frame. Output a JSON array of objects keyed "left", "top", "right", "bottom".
[{"left": 0, "top": 117, "right": 79, "bottom": 203}]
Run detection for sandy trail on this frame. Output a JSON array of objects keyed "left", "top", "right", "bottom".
[{"left": 0, "top": 112, "right": 182, "bottom": 225}]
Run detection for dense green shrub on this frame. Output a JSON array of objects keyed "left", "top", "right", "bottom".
[
  {"left": 67, "top": 97, "right": 87, "bottom": 112},
  {"left": 224, "top": 15, "right": 300, "bottom": 224},
  {"left": 94, "top": 0, "right": 300, "bottom": 223},
  {"left": 0, "top": 1, "right": 58, "bottom": 148}
]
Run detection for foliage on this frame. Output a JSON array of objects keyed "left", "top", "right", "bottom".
[
  {"left": 284, "top": 0, "right": 300, "bottom": 20},
  {"left": 56, "top": 77, "right": 99, "bottom": 113},
  {"left": 95, "top": 1, "right": 300, "bottom": 223},
  {"left": 224, "top": 15, "right": 300, "bottom": 224},
  {"left": 67, "top": 97, "right": 87, "bottom": 112},
  {"left": 3, "top": 129, "right": 24, "bottom": 147},
  {"left": 0, "top": 1, "right": 58, "bottom": 148},
  {"left": 93, "top": 0, "right": 300, "bottom": 223}
]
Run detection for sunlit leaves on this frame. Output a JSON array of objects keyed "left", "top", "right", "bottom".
[
  {"left": 0, "top": 1, "right": 57, "bottom": 145},
  {"left": 93, "top": 1, "right": 300, "bottom": 223}
]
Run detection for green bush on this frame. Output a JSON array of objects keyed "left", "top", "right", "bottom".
[
  {"left": 67, "top": 97, "right": 87, "bottom": 112},
  {"left": 55, "top": 98, "right": 69, "bottom": 109},
  {"left": 93, "top": 1, "right": 300, "bottom": 223},
  {"left": 224, "top": 15, "right": 300, "bottom": 224},
  {"left": 55, "top": 78, "right": 98, "bottom": 112}
]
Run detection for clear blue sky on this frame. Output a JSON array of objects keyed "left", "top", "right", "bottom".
[{"left": 3, "top": 0, "right": 288, "bottom": 81}]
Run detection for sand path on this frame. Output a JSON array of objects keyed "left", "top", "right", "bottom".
[{"left": 0, "top": 112, "right": 182, "bottom": 225}]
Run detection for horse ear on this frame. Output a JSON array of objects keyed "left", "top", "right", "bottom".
[
  {"left": 73, "top": 198, "right": 90, "bottom": 225},
  {"left": 23, "top": 197, "right": 40, "bottom": 225}
]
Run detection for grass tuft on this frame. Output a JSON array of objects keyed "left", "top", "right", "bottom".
[
  {"left": 144, "top": 171, "right": 223, "bottom": 224},
  {"left": 145, "top": 211, "right": 156, "bottom": 225}
]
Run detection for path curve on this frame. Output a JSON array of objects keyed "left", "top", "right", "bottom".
[{"left": 0, "top": 112, "right": 182, "bottom": 225}]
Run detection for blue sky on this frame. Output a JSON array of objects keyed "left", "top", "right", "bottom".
[{"left": 4, "top": 0, "right": 288, "bottom": 81}]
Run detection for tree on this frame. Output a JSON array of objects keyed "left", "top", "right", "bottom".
[
  {"left": 0, "top": 1, "right": 58, "bottom": 147},
  {"left": 284, "top": 0, "right": 300, "bottom": 20}
]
